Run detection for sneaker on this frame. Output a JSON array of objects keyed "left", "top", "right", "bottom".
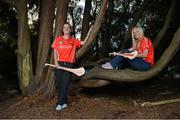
[
  {"left": 55, "top": 103, "right": 68, "bottom": 111},
  {"left": 55, "top": 104, "right": 62, "bottom": 111},
  {"left": 101, "top": 62, "right": 113, "bottom": 69},
  {"left": 61, "top": 103, "right": 67, "bottom": 109}
]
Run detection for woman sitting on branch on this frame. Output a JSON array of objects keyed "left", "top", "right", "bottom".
[{"left": 102, "top": 25, "right": 154, "bottom": 71}]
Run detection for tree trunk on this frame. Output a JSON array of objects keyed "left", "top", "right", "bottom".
[
  {"left": 35, "top": 0, "right": 55, "bottom": 89},
  {"left": 81, "top": 0, "right": 92, "bottom": 40},
  {"left": 16, "top": 0, "right": 36, "bottom": 95},
  {"left": 80, "top": 27, "right": 180, "bottom": 88},
  {"left": 54, "top": 0, "right": 69, "bottom": 37}
]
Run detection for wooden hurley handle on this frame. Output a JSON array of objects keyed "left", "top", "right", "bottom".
[
  {"left": 45, "top": 63, "right": 85, "bottom": 76},
  {"left": 119, "top": 50, "right": 138, "bottom": 60},
  {"left": 109, "top": 50, "right": 138, "bottom": 60}
]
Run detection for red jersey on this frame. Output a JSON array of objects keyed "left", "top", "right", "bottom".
[
  {"left": 136, "top": 37, "right": 154, "bottom": 65},
  {"left": 51, "top": 36, "right": 81, "bottom": 63}
]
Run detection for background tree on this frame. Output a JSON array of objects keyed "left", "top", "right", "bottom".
[
  {"left": 34, "top": 0, "right": 55, "bottom": 97},
  {"left": 81, "top": 0, "right": 92, "bottom": 40}
]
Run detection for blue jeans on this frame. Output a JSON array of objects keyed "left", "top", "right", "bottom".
[{"left": 109, "top": 55, "right": 151, "bottom": 71}]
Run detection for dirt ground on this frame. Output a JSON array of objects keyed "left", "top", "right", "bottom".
[{"left": 0, "top": 77, "right": 180, "bottom": 119}]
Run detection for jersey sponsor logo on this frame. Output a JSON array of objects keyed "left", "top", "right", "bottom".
[
  {"left": 59, "top": 41, "right": 63, "bottom": 44},
  {"left": 59, "top": 45, "right": 72, "bottom": 49}
]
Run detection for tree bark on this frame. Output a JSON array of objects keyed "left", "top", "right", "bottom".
[
  {"left": 81, "top": 0, "right": 92, "bottom": 40},
  {"left": 80, "top": 27, "right": 180, "bottom": 87},
  {"left": 35, "top": 0, "right": 55, "bottom": 88},
  {"left": 16, "top": 0, "right": 35, "bottom": 95},
  {"left": 54, "top": 0, "right": 69, "bottom": 37}
]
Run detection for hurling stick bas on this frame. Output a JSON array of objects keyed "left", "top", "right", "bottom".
[
  {"left": 119, "top": 50, "right": 138, "bottom": 59},
  {"left": 45, "top": 63, "right": 85, "bottom": 76}
]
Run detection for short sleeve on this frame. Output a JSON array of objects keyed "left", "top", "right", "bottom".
[
  {"left": 142, "top": 38, "right": 149, "bottom": 50},
  {"left": 74, "top": 39, "right": 81, "bottom": 48},
  {"left": 51, "top": 38, "right": 58, "bottom": 49}
]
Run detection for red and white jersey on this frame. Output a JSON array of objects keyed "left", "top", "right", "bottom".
[
  {"left": 136, "top": 37, "right": 154, "bottom": 65},
  {"left": 51, "top": 36, "right": 81, "bottom": 63}
]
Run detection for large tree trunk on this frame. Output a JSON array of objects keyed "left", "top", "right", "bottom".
[
  {"left": 16, "top": 0, "right": 36, "bottom": 94},
  {"left": 34, "top": 0, "right": 55, "bottom": 89},
  {"left": 78, "top": 0, "right": 92, "bottom": 64},
  {"left": 81, "top": 0, "right": 92, "bottom": 40},
  {"left": 54, "top": 0, "right": 69, "bottom": 37},
  {"left": 80, "top": 27, "right": 180, "bottom": 88}
]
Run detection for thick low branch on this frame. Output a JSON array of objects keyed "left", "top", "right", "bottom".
[
  {"left": 80, "top": 79, "right": 111, "bottom": 88},
  {"left": 82, "top": 67, "right": 156, "bottom": 82}
]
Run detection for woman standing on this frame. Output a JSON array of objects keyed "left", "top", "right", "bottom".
[{"left": 51, "top": 22, "right": 85, "bottom": 111}]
